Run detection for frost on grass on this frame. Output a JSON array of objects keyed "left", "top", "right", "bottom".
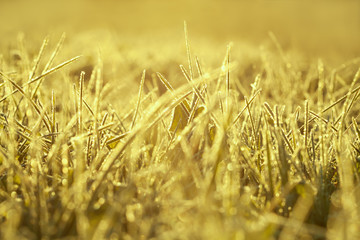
[{"left": 0, "top": 32, "right": 360, "bottom": 240}]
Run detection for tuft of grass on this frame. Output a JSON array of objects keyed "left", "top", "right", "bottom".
[{"left": 0, "top": 28, "right": 360, "bottom": 240}]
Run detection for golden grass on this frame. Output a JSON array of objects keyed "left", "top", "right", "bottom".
[{"left": 1, "top": 1, "right": 360, "bottom": 239}]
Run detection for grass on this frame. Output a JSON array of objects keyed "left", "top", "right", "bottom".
[{"left": 1, "top": 16, "right": 360, "bottom": 240}]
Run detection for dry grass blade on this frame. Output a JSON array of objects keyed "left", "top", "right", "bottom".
[
  {"left": 0, "top": 56, "right": 80, "bottom": 103},
  {"left": 225, "top": 43, "right": 231, "bottom": 113},
  {"left": 304, "top": 100, "right": 309, "bottom": 149},
  {"left": 274, "top": 105, "right": 280, "bottom": 128},
  {"left": 264, "top": 102, "right": 275, "bottom": 123},
  {"left": 195, "top": 56, "right": 203, "bottom": 78},
  {"left": 280, "top": 128, "right": 294, "bottom": 154},
  {"left": 32, "top": 33, "right": 66, "bottom": 98},
  {"left": 264, "top": 102, "right": 275, "bottom": 119},
  {"left": 345, "top": 84, "right": 360, "bottom": 117},
  {"left": 232, "top": 89, "right": 261, "bottom": 125},
  {"left": 73, "top": 83, "right": 78, "bottom": 120},
  {"left": 44, "top": 33, "right": 66, "bottom": 72},
  {"left": 93, "top": 56, "right": 103, "bottom": 152},
  {"left": 184, "top": 21, "right": 193, "bottom": 80},
  {"left": 82, "top": 98, "right": 95, "bottom": 117},
  {"left": 0, "top": 71, "right": 52, "bottom": 132},
  {"left": 351, "top": 143, "right": 360, "bottom": 155},
  {"left": 28, "top": 56, "right": 81, "bottom": 85},
  {"left": 51, "top": 90, "right": 56, "bottom": 143},
  {"left": 352, "top": 117, "right": 360, "bottom": 140},
  {"left": 78, "top": 72, "right": 85, "bottom": 134},
  {"left": 339, "top": 67, "right": 360, "bottom": 132},
  {"left": 180, "top": 65, "right": 220, "bottom": 127},
  {"left": 156, "top": 72, "right": 175, "bottom": 91},
  {"left": 130, "top": 70, "right": 146, "bottom": 130},
  {"left": 264, "top": 123, "right": 274, "bottom": 197},
  {"left": 180, "top": 65, "right": 206, "bottom": 106},
  {"left": 194, "top": 56, "right": 207, "bottom": 101},
  {"left": 245, "top": 97, "right": 256, "bottom": 142},
  {"left": 29, "top": 37, "right": 49, "bottom": 81},
  {"left": 187, "top": 87, "right": 206, "bottom": 124},
  {"left": 309, "top": 111, "right": 338, "bottom": 132},
  {"left": 294, "top": 106, "right": 301, "bottom": 121},
  {"left": 105, "top": 131, "right": 129, "bottom": 147},
  {"left": 321, "top": 85, "right": 360, "bottom": 114},
  {"left": 157, "top": 72, "right": 190, "bottom": 118}
]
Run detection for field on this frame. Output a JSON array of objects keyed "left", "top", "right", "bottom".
[{"left": 1, "top": 0, "right": 360, "bottom": 239}]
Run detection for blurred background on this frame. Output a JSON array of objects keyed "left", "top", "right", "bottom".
[
  {"left": 1, "top": 0, "right": 359, "bottom": 59},
  {"left": 0, "top": 0, "right": 359, "bottom": 103}
]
